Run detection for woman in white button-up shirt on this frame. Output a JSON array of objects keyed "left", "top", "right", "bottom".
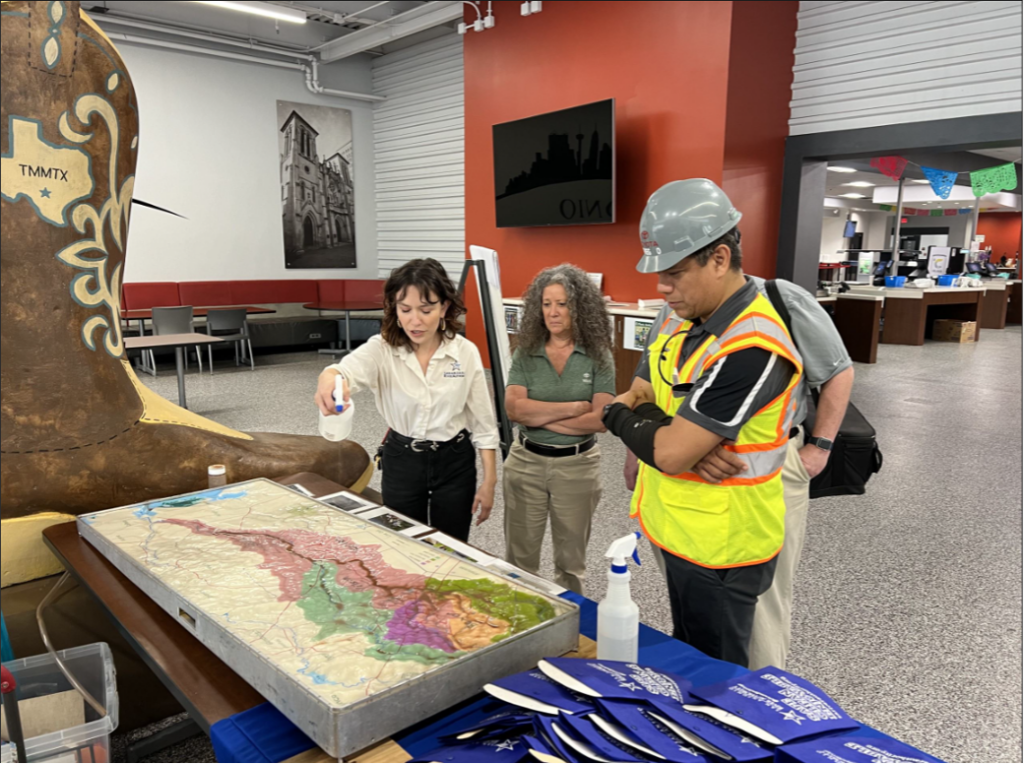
[{"left": 315, "top": 259, "right": 500, "bottom": 542}]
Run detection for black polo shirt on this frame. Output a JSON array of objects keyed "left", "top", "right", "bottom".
[{"left": 636, "top": 278, "right": 797, "bottom": 441}]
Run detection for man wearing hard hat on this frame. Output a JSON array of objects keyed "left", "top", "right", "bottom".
[{"left": 602, "top": 178, "right": 804, "bottom": 667}]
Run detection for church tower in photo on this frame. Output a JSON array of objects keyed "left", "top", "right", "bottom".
[{"left": 280, "top": 110, "right": 354, "bottom": 258}]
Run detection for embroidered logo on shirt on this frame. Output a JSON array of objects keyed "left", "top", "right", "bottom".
[
  {"left": 583, "top": 372, "right": 592, "bottom": 382},
  {"left": 444, "top": 360, "right": 465, "bottom": 379}
]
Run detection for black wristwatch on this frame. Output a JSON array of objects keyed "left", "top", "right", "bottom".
[{"left": 806, "top": 436, "right": 833, "bottom": 452}]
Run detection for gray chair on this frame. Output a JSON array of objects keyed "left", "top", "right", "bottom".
[
  {"left": 145, "top": 306, "right": 204, "bottom": 376},
  {"left": 206, "top": 308, "right": 254, "bottom": 373}
]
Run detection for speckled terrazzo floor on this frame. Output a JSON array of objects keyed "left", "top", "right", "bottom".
[{"left": 118, "top": 328, "right": 1023, "bottom": 762}]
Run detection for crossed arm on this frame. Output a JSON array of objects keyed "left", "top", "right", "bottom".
[{"left": 505, "top": 385, "right": 614, "bottom": 436}]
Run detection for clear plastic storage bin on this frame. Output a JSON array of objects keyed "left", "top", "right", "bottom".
[{"left": 0, "top": 643, "right": 118, "bottom": 763}]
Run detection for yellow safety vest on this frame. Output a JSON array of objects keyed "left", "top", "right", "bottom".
[{"left": 630, "top": 292, "right": 804, "bottom": 568}]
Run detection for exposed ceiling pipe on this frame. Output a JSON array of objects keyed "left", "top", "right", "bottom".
[
  {"left": 107, "top": 31, "right": 385, "bottom": 102},
  {"left": 311, "top": 1, "right": 453, "bottom": 51},
  {"left": 94, "top": 14, "right": 313, "bottom": 59},
  {"left": 270, "top": 0, "right": 391, "bottom": 27},
  {"left": 304, "top": 58, "right": 387, "bottom": 102},
  {"left": 105, "top": 31, "right": 305, "bottom": 69}
]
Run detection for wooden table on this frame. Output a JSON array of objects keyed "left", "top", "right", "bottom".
[
  {"left": 125, "top": 333, "right": 221, "bottom": 409},
  {"left": 41, "top": 473, "right": 586, "bottom": 764},
  {"left": 303, "top": 301, "right": 383, "bottom": 357},
  {"left": 833, "top": 293, "right": 883, "bottom": 364},
  {"left": 877, "top": 287, "right": 984, "bottom": 345},
  {"left": 1008, "top": 281, "right": 1023, "bottom": 325}
]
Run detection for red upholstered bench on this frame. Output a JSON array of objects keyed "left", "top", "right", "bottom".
[
  {"left": 121, "top": 280, "right": 386, "bottom": 349},
  {"left": 122, "top": 282, "right": 181, "bottom": 310}
]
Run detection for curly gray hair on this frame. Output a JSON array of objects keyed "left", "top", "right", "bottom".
[{"left": 517, "top": 263, "right": 613, "bottom": 370}]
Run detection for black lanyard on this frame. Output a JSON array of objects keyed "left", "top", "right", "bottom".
[{"left": 656, "top": 326, "right": 696, "bottom": 398}]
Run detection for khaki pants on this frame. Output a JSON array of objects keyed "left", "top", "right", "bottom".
[
  {"left": 748, "top": 430, "right": 810, "bottom": 670},
  {"left": 503, "top": 440, "right": 602, "bottom": 595},
  {"left": 648, "top": 430, "right": 809, "bottom": 669}
]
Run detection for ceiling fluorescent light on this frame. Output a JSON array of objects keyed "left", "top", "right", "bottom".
[
  {"left": 838, "top": 193, "right": 867, "bottom": 198},
  {"left": 828, "top": 166, "right": 857, "bottom": 173},
  {"left": 193, "top": 1, "right": 307, "bottom": 24},
  {"left": 909, "top": 179, "right": 931, "bottom": 184},
  {"left": 843, "top": 181, "right": 875, "bottom": 187}
]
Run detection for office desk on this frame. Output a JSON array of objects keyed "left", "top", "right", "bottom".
[
  {"left": 834, "top": 293, "right": 883, "bottom": 363},
  {"left": 1007, "top": 281, "right": 1022, "bottom": 325},
  {"left": 854, "top": 287, "right": 985, "bottom": 345}
]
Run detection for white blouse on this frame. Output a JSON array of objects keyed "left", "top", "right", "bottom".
[{"left": 327, "top": 334, "right": 500, "bottom": 450}]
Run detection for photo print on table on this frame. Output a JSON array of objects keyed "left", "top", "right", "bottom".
[
  {"left": 419, "top": 532, "right": 496, "bottom": 566},
  {"left": 319, "top": 490, "right": 379, "bottom": 514},
  {"left": 278, "top": 100, "right": 357, "bottom": 269},
  {"left": 358, "top": 507, "right": 430, "bottom": 536}
]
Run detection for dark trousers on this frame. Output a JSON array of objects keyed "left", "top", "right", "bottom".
[
  {"left": 661, "top": 549, "right": 778, "bottom": 667},
  {"left": 380, "top": 430, "right": 477, "bottom": 542}
]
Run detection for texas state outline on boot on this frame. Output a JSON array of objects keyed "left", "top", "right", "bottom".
[{"left": 0, "top": 1, "right": 372, "bottom": 520}]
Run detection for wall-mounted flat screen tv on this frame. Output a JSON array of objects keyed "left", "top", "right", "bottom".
[{"left": 493, "top": 99, "right": 615, "bottom": 228}]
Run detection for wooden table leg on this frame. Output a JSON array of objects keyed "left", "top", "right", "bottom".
[
  {"left": 835, "top": 299, "right": 881, "bottom": 363},
  {"left": 881, "top": 299, "right": 926, "bottom": 345},
  {"left": 980, "top": 288, "right": 1009, "bottom": 330},
  {"left": 1007, "top": 283, "right": 1022, "bottom": 325}
]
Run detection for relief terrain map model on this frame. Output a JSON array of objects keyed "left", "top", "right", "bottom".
[{"left": 79, "top": 479, "right": 571, "bottom": 709}]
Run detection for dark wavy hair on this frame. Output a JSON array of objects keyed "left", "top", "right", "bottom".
[
  {"left": 518, "top": 263, "right": 613, "bottom": 370},
  {"left": 381, "top": 258, "right": 465, "bottom": 349}
]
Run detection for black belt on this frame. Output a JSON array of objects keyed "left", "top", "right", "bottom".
[
  {"left": 387, "top": 429, "right": 469, "bottom": 453},
  {"left": 518, "top": 431, "right": 596, "bottom": 458}
]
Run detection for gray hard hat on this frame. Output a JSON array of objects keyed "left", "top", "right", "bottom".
[{"left": 637, "top": 178, "right": 742, "bottom": 274}]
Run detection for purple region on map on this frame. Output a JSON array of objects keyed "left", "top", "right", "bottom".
[{"left": 386, "top": 600, "right": 458, "bottom": 653}]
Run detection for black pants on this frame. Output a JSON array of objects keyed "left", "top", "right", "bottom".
[
  {"left": 661, "top": 549, "right": 777, "bottom": 667},
  {"left": 380, "top": 430, "right": 477, "bottom": 542}
]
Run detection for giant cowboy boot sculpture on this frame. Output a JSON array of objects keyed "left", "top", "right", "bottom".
[{"left": 0, "top": 2, "right": 372, "bottom": 535}]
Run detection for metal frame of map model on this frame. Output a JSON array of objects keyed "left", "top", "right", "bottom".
[{"left": 77, "top": 479, "right": 579, "bottom": 758}]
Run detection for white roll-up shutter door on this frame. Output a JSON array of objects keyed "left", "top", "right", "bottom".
[
  {"left": 372, "top": 35, "right": 465, "bottom": 280},
  {"left": 790, "top": 1, "right": 1022, "bottom": 135}
]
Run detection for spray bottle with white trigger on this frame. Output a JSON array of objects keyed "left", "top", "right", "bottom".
[{"left": 598, "top": 531, "right": 641, "bottom": 662}]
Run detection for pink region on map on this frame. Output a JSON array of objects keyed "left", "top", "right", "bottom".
[{"left": 163, "top": 520, "right": 427, "bottom": 605}]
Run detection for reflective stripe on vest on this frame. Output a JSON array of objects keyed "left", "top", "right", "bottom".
[{"left": 630, "top": 293, "right": 804, "bottom": 568}]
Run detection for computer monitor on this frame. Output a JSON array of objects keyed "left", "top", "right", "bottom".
[
  {"left": 874, "top": 260, "right": 891, "bottom": 276},
  {"left": 966, "top": 262, "right": 981, "bottom": 274},
  {"left": 983, "top": 262, "right": 999, "bottom": 276}
]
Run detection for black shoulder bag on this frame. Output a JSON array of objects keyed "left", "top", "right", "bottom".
[{"left": 765, "top": 280, "right": 883, "bottom": 499}]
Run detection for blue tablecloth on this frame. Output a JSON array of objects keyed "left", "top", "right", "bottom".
[
  {"left": 1, "top": 612, "right": 13, "bottom": 663},
  {"left": 210, "top": 592, "right": 895, "bottom": 762}
]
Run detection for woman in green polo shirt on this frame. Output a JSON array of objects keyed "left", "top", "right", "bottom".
[{"left": 503, "top": 264, "right": 615, "bottom": 595}]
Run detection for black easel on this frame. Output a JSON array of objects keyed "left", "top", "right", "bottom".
[{"left": 459, "top": 259, "right": 514, "bottom": 459}]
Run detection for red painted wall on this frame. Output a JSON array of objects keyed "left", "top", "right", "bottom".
[
  {"left": 721, "top": 1, "right": 798, "bottom": 278},
  {"left": 463, "top": 0, "right": 797, "bottom": 357},
  {"left": 977, "top": 212, "right": 1023, "bottom": 263}
]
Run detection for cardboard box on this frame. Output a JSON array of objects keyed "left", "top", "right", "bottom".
[{"left": 933, "top": 319, "right": 976, "bottom": 343}]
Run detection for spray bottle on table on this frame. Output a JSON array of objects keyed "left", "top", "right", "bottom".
[
  {"left": 598, "top": 531, "right": 641, "bottom": 662},
  {"left": 318, "top": 374, "right": 355, "bottom": 442}
]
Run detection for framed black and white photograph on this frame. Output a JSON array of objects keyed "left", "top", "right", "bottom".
[{"left": 278, "top": 100, "right": 356, "bottom": 269}]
